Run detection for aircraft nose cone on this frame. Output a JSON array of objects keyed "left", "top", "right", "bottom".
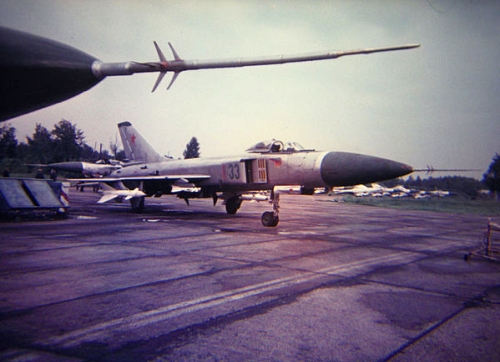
[{"left": 320, "top": 152, "right": 413, "bottom": 187}]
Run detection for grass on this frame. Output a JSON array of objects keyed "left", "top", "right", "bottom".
[{"left": 338, "top": 195, "right": 500, "bottom": 217}]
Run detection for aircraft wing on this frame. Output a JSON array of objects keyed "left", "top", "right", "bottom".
[{"left": 71, "top": 174, "right": 211, "bottom": 184}]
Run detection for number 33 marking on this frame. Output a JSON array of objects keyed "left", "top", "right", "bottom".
[{"left": 228, "top": 163, "right": 240, "bottom": 180}]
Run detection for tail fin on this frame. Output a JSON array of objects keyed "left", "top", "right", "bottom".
[{"left": 118, "top": 122, "right": 169, "bottom": 163}]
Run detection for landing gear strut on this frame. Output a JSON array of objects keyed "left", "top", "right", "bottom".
[
  {"left": 261, "top": 191, "right": 279, "bottom": 227},
  {"left": 130, "top": 196, "right": 145, "bottom": 213}
]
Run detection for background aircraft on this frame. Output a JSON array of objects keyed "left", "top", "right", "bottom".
[
  {"left": 118, "top": 121, "right": 170, "bottom": 163},
  {"left": 76, "top": 122, "right": 413, "bottom": 227},
  {"left": 28, "top": 160, "right": 122, "bottom": 177},
  {"left": 0, "top": 26, "right": 419, "bottom": 122}
]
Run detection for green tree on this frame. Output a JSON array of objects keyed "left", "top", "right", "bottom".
[
  {"left": 115, "top": 149, "right": 126, "bottom": 161},
  {"left": 0, "top": 119, "right": 125, "bottom": 174},
  {"left": 51, "top": 119, "right": 85, "bottom": 162},
  {"left": 183, "top": 137, "right": 200, "bottom": 159},
  {"left": 0, "top": 124, "right": 18, "bottom": 159},
  {"left": 26, "top": 124, "right": 53, "bottom": 164},
  {"left": 483, "top": 153, "right": 500, "bottom": 200},
  {"left": 0, "top": 124, "right": 19, "bottom": 174},
  {"left": 81, "top": 143, "right": 99, "bottom": 161}
]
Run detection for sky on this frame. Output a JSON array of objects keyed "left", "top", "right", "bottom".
[{"left": 1, "top": 0, "right": 499, "bottom": 180}]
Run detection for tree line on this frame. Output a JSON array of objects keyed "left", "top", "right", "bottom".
[
  {"left": 382, "top": 175, "right": 484, "bottom": 199},
  {"left": 381, "top": 155, "right": 500, "bottom": 200},
  {"left": 0, "top": 120, "right": 119, "bottom": 175},
  {"left": 0, "top": 120, "right": 200, "bottom": 176}
]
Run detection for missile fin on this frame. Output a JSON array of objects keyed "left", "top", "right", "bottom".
[
  {"left": 152, "top": 71, "right": 167, "bottom": 92},
  {"left": 98, "top": 193, "right": 119, "bottom": 204},
  {"left": 168, "top": 42, "right": 182, "bottom": 60},
  {"left": 153, "top": 41, "right": 167, "bottom": 62},
  {"left": 166, "top": 71, "right": 181, "bottom": 90}
]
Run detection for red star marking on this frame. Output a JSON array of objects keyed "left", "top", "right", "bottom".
[
  {"left": 131, "top": 134, "right": 136, "bottom": 144},
  {"left": 270, "top": 158, "right": 282, "bottom": 167}
]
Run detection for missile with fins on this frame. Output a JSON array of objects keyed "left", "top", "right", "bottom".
[
  {"left": 98, "top": 187, "right": 146, "bottom": 204},
  {"left": 94, "top": 41, "right": 421, "bottom": 92}
]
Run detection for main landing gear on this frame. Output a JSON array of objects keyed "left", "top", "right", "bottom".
[
  {"left": 225, "top": 196, "right": 242, "bottom": 215},
  {"left": 224, "top": 190, "right": 280, "bottom": 227},
  {"left": 130, "top": 196, "right": 145, "bottom": 213},
  {"left": 261, "top": 191, "right": 279, "bottom": 227}
]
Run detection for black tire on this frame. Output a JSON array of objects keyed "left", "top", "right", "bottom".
[
  {"left": 131, "top": 197, "right": 145, "bottom": 213},
  {"left": 261, "top": 211, "right": 279, "bottom": 227},
  {"left": 225, "top": 197, "right": 241, "bottom": 215}
]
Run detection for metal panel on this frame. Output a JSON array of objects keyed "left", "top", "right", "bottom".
[
  {"left": 0, "top": 179, "right": 35, "bottom": 209},
  {"left": 23, "top": 179, "right": 63, "bottom": 208},
  {"left": 222, "top": 162, "right": 247, "bottom": 184}
]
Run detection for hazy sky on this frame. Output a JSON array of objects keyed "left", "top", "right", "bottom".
[{"left": 1, "top": 0, "right": 499, "bottom": 180}]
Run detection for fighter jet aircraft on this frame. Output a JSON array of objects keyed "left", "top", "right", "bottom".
[
  {"left": 75, "top": 122, "right": 413, "bottom": 227},
  {"left": 0, "top": 26, "right": 419, "bottom": 122}
]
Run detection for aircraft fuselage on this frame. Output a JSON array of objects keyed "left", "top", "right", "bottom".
[{"left": 112, "top": 150, "right": 412, "bottom": 196}]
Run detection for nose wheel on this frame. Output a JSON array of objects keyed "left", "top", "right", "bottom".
[
  {"left": 261, "top": 191, "right": 279, "bottom": 227},
  {"left": 261, "top": 211, "right": 279, "bottom": 227}
]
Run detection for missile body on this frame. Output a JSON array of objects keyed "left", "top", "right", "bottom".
[
  {"left": 98, "top": 187, "right": 146, "bottom": 204},
  {"left": 0, "top": 26, "right": 420, "bottom": 122}
]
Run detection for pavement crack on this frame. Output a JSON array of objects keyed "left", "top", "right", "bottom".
[
  {"left": 379, "top": 286, "right": 499, "bottom": 362},
  {"left": 99, "top": 288, "right": 312, "bottom": 361}
]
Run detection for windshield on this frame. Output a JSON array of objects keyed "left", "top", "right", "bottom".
[{"left": 246, "top": 139, "right": 310, "bottom": 153}]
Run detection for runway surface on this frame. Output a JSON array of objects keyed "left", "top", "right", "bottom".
[{"left": 1, "top": 191, "right": 499, "bottom": 361}]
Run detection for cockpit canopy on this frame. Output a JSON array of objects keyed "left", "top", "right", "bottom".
[{"left": 246, "top": 139, "right": 313, "bottom": 153}]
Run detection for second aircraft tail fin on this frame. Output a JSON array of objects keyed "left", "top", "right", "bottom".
[{"left": 118, "top": 122, "right": 169, "bottom": 163}]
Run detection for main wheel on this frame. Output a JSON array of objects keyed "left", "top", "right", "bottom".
[
  {"left": 225, "top": 196, "right": 241, "bottom": 215},
  {"left": 261, "top": 211, "right": 279, "bottom": 227},
  {"left": 130, "top": 196, "right": 145, "bottom": 213}
]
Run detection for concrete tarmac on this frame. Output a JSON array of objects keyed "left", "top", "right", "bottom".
[{"left": 0, "top": 191, "right": 499, "bottom": 361}]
